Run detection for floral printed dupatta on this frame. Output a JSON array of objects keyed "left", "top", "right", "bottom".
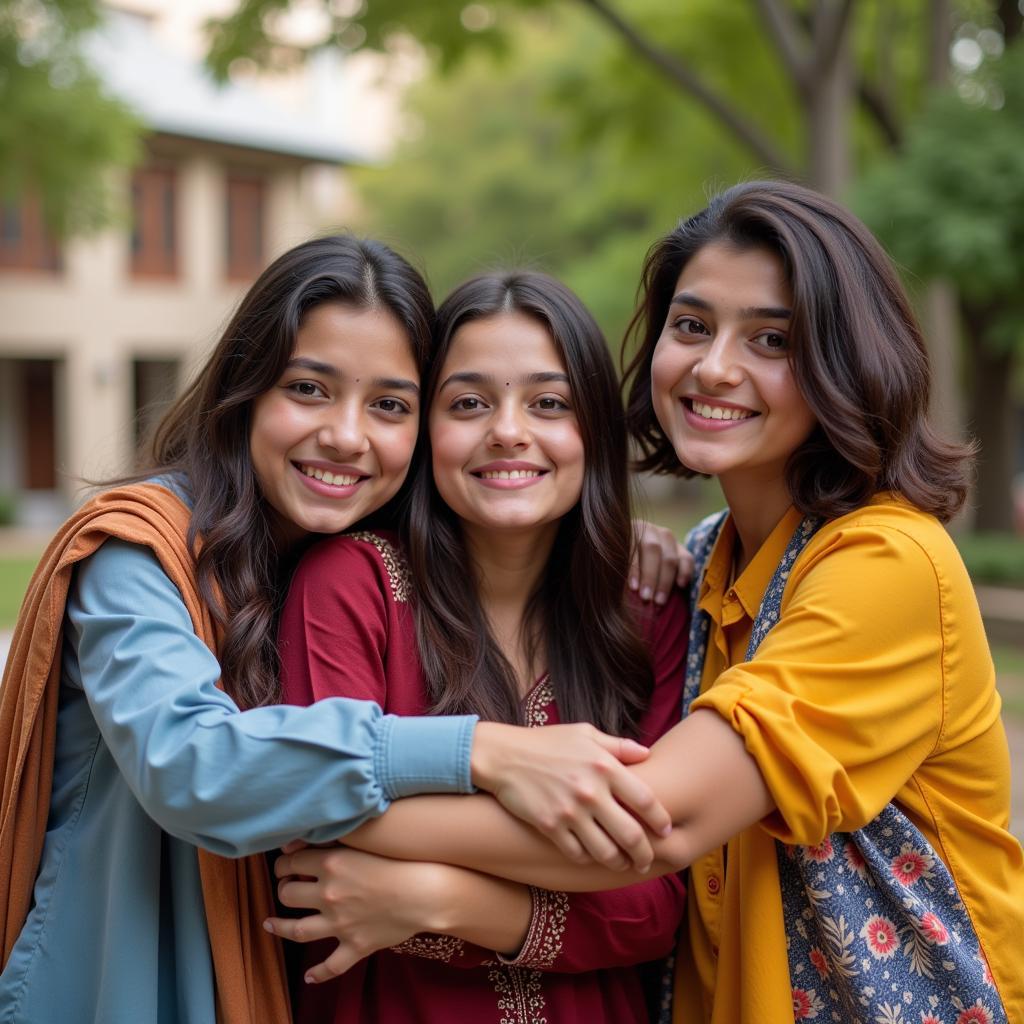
[{"left": 668, "top": 511, "right": 1006, "bottom": 1024}]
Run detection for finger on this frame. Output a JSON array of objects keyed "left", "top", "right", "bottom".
[
  {"left": 546, "top": 826, "right": 589, "bottom": 865},
  {"left": 654, "top": 547, "right": 678, "bottom": 605},
  {"left": 588, "top": 730, "right": 651, "bottom": 765},
  {"left": 676, "top": 545, "right": 695, "bottom": 587},
  {"left": 609, "top": 769, "right": 673, "bottom": 837},
  {"left": 275, "top": 847, "right": 332, "bottom": 880},
  {"left": 636, "top": 539, "right": 662, "bottom": 602},
  {"left": 277, "top": 879, "right": 326, "bottom": 911},
  {"left": 263, "top": 914, "right": 337, "bottom": 945},
  {"left": 568, "top": 817, "right": 633, "bottom": 871},
  {"left": 280, "top": 838, "right": 309, "bottom": 855},
  {"left": 305, "top": 944, "right": 362, "bottom": 984}
]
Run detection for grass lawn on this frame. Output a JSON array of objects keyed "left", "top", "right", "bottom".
[
  {"left": 0, "top": 555, "right": 39, "bottom": 628},
  {"left": 994, "top": 645, "right": 1024, "bottom": 720}
]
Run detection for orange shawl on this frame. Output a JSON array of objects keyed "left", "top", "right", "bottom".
[{"left": 0, "top": 483, "right": 291, "bottom": 1023}]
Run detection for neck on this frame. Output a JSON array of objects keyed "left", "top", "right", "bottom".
[
  {"left": 461, "top": 520, "right": 559, "bottom": 688},
  {"left": 720, "top": 469, "right": 794, "bottom": 574}
]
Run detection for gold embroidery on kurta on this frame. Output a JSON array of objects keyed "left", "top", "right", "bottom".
[
  {"left": 389, "top": 934, "right": 465, "bottom": 962},
  {"left": 347, "top": 531, "right": 412, "bottom": 602}
]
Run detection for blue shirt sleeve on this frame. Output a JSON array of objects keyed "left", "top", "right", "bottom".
[{"left": 64, "top": 538, "right": 476, "bottom": 857}]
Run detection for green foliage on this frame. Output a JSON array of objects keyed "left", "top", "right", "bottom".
[
  {"left": 205, "top": 0, "right": 550, "bottom": 80},
  {"left": 0, "top": 0, "right": 141, "bottom": 235},
  {"left": 346, "top": 1, "right": 802, "bottom": 341},
  {"left": 853, "top": 42, "right": 1024, "bottom": 355},
  {"left": 0, "top": 554, "right": 37, "bottom": 627},
  {"left": 956, "top": 531, "right": 1024, "bottom": 585}
]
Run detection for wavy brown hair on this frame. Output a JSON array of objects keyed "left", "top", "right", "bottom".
[
  {"left": 622, "top": 180, "right": 973, "bottom": 523},
  {"left": 130, "top": 235, "right": 433, "bottom": 708},
  {"left": 407, "top": 272, "right": 653, "bottom": 737}
]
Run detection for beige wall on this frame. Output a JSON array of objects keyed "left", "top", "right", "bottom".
[{"left": 0, "top": 140, "right": 346, "bottom": 522}]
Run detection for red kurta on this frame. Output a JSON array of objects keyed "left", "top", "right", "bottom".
[{"left": 278, "top": 530, "right": 689, "bottom": 1024}]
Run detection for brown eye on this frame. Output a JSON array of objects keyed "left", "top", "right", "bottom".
[{"left": 673, "top": 316, "right": 709, "bottom": 337}]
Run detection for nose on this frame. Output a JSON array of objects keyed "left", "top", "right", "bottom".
[
  {"left": 487, "top": 400, "right": 530, "bottom": 449},
  {"left": 317, "top": 401, "right": 370, "bottom": 457},
  {"left": 693, "top": 331, "right": 744, "bottom": 390}
]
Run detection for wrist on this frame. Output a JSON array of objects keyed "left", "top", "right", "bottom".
[
  {"left": 469, "top": 721, "right": 510, "bottom": 793},
  {"left": 415, "top": 864, "right": 463, "bottom": 935}
]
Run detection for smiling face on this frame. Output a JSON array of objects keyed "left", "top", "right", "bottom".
[
  {"left": 249, "top": 301, "right": 420, "bottom": 546},
  {"left": 650, "top": 242, "right": 817, "bottom": 501},
  {"left": 429, "top": 311, "right": 585, "bottom": 541}
]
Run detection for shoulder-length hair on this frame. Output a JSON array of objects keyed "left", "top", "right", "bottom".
[
  {"left": 622, "top": 180, "right": 973, "bottom": 522},
  {"left": 135, "top": 235, "right": 434, "bottom": 708},
  {"left": 408, "top": 271, "right": 652, "bottom": 736}
]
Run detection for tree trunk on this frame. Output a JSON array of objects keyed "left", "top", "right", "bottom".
[
  {"left": 806, "top": 0, "right": 853, "bottom": 194},
  {"left": 966, "top": 315, "right": 1016, "bottom": 533},
  {"left": 919, "top": 0, "right": 965, "bottom": 454}
]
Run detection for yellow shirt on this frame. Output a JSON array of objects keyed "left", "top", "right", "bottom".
[{"left": 672, "top": 497, "right": 1024, "bottom": 1023}]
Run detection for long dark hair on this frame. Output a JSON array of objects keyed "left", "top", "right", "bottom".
[
  {"left": 134, "top": 235, "right": 434, "bottom": 708},
  {"left": 622, "top": 180, "right": 973, "bottom": 522},
  {"left": 407, "top": 271, "right": 652, "bottom": 737}
]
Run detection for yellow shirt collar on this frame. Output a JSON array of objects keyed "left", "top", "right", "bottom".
[{"left": 698, "top": 506, "right": 805, "bottom": 623}]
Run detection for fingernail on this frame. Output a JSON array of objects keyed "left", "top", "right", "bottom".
[
  {"left": 629, "top": 576, "right": 639, "bottom": 590},
  {"left": 305, "top": 974, "right": 316, "bottom": 985},
  {"left": 263, "top": 920, "right": 274, "bottom": 933},
  {"left": 660, "top": 824, "right": 673, "bottom": 837},
  {"left": 654, "top": 591, "right": 667, "bottom": 605},
  {"left": 640, "top": 586, "right": 653, "bottom": 601}
]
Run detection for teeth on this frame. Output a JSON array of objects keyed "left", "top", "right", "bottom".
[
  {"left": 299, "top": 464, "right": 360, "bottom": 486},
  {"left": 691, "top": 401, "right": 753, "bottom": 422},
  {"left": 479, "top": 469, "right": 542, "bottom": 480}
]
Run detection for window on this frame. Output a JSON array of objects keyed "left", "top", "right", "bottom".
[
  {"left": 0, "top": 193, "right": 61, "bottom": 272},
  {"left": 225, "top": 174, "right": 265, "bottom": 281},
  {"left": 133, "top": 358, "right": 180, "bottom": 451},
  {"left": 21, "top": 360, "right": 58, "bottom": 489},
  {"left": 130, "top": 165, "right": 178, "bottom": 277}
]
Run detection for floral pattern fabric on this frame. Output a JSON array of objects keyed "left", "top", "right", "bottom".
[{"left": 668, "top": 511, "right": 1007, "bottom": 1024}]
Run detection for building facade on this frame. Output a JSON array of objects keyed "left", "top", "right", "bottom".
[{"left": 0, "top": 4, "right": 366, "bottom": 524}]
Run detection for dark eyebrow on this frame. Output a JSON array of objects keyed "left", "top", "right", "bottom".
[
  {"left": 438, "top": 370, "right": 570, "bottom": 389},
  {"left": 286, "top": 357, "right": 337, "bottom": 376},
  {"left": 670, "top": 292, "right": 791, "bottom": 321},
  {"left": 285, "top": 359, "right": 419, "bottom": 395},
  {"left": 373, "top": 377, "right": 420, "bottom": 395}
]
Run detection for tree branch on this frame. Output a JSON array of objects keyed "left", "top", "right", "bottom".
[
  {"left": 857, "top": 78, "right": 902, "bottom": 148},
  {"left": 576, "top": 0, "right": 797, "bottom": 175},
  {"left": 814, "top": 0, "right": 856, "bottom": 77},
  {"left": 753, "top": 0, "right": 812, "bottom": 89}
]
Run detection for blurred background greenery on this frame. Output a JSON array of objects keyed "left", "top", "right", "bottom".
[{"left": 2, "top": 0, "right": 1023, "bottom": 576}]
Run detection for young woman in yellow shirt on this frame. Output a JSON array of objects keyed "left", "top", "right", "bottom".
[{"left": 269, "top": 181, "right": 1024, "bottom": 1024}]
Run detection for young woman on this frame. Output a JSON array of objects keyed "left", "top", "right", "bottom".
[
  {"left": 271, "top": 184, "right": 1024, "bottom": 1023},
  {"left": 0, "top": 237, "right": 673, "bottom": 1024},
  {"left": 272, "top": 271, "right": 689, "bottom": 1023}
]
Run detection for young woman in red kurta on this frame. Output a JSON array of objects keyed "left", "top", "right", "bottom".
[{"left": 274, "top": 271, "right": 689, "bottom": 1024}]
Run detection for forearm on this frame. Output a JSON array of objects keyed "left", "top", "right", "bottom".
[
  {"left": 345, "top": 795, "right": 675, "bottom": 890},
  {"left": 348, "top": 710, "right": 774, "bottom": 889},
  {"left": 427, "top": 866, "right": 533, "bottom": 955}
]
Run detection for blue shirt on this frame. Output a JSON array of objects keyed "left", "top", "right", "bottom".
[{"left": 0, "top": 537, "right": 476, "bottom": 1023}]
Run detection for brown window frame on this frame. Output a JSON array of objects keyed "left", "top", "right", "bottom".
[
  {"left": 224, "top": 173, "right": 266, "bottom": 282},
  {"left": 130, "top": 164, "right": 179, "bottom": 279},
  {"left": 0, "top": 193, "right": 62, "bottom": 273}
]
